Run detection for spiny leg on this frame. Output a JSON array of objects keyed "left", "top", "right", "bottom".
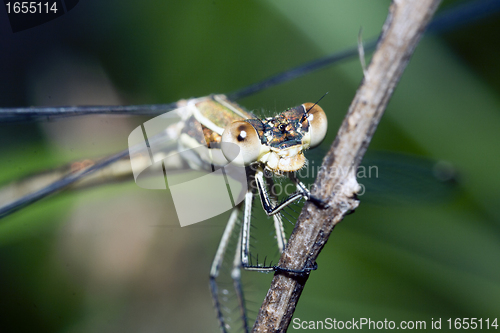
[
  {"left": 240, "top": 168, "right": 296, "bottom": 271},
  {"left": 255, "top": 167, "right": 308, "bottom": 217},
  {"left": 263, "top": 175, "right": 287, "bottom": 253},
  {"left": 251, "top": 166, "right": 320, "bottom": 274},
  {"left": 240, "top": 188, "right": 270, "bottom": 271},
  {"left": 210, "top": 168, "right": 318, "bottom": 333}
]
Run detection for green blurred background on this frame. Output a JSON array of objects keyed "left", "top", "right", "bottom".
[{"left": 0, "top": 0, "right": 499, "bottom": 332}]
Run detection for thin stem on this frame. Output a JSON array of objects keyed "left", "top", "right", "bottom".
[{"left": 252, "top": 0, "right": 443, "bottom": 331}]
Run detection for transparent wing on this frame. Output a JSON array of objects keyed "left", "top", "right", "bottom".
[
  {"left": 0, "top": 149, "right": 130, "bottom": 218},
  {"left": 0, "top": 102, "right": 182, "bottom": 122},
  {"left": 3, "top": 0, "right": 497, "bottom": 122},
  {"left": 360, "top": 152, "right": 458, "bottom": 205}
]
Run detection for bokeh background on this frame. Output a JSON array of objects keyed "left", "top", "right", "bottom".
[{"left": 0, "top": 0, "right": 499, "bottom": 332}]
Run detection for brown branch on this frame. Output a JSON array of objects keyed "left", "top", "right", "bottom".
[{"left": 252, "top": 0, "right": 442, "bottom": 331}]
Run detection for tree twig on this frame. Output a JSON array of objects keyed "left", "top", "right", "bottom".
[{"left": 252, "top": 0, "right": 443, "bottom": 331}]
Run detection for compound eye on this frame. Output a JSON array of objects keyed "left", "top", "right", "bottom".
[
  {"left": 303, "top": 103, "right": 328, "bottom": 148},
  {"left": 221, "top": 121, "right": 261, "bottom": 165}
]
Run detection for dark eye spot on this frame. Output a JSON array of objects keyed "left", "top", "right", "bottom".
[{"left": 279, "top": 124, "right": 287, "bottom": 132}]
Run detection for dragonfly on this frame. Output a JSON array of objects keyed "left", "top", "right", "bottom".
[{"left": 0, "top": 1, "right": 498, "bottom": 332}]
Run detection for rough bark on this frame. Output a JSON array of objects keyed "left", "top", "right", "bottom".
[{"left": 252, "top": 0, "right": 443, "bottom": 331}]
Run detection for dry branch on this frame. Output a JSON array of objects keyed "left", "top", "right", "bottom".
[{"left": 252, "top": 0, "right": 442, "bottom": 331}]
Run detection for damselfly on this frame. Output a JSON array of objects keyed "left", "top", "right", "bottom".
[
  {"left": 2, "top": 89, "right": 327, "bottom": 331},
  {"left": 1, "top": 1, "right": 499, "bottom": 332}
]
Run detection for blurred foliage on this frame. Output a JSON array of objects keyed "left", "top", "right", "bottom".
[{"left": 0, "top": 0, "right": 499, "bottom": 332}]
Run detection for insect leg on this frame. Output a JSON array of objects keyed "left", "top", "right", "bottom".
[
  {"left": 239, "top": 182, "right": 275, "bottom": 272},
  {"left": 263, "top": 175, "right": 287, "bottom": 253},
  {"left": 289, "top": 172, "right": 329, "bottom": 209},
  {"left": 255, "top": 167, "right": 306, "bottom": 216},
  {"left": 209, "top": 208, "right": 240, "bottom": 333},
  {"left": 230, "top": 227, "right": 250, "bottom": 333},
  {"left": 253, "top": 169, "right": 320, "bottom": 275}
]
